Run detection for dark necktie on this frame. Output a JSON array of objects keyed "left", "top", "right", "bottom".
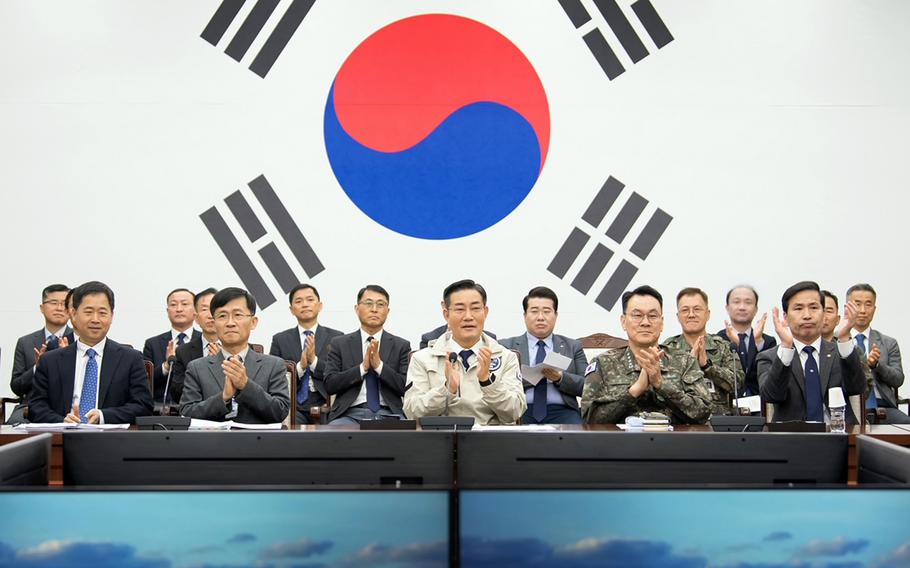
[
  {"left": 46, "top": 335, "right": 59, "bottom": 351},
  {"left": 80, "top": 348, "right": 98, "bottom": 422},
  {"left": 298, "top": 330, "right": 314, "bottom": 405},
  {"left": 533, "top": 340, "right": 548, "bottom": 422},
  {"left": 737, "top": 333, "right": 749, "bottom": 370},
  {"left": 177, "top": 332, "right": 187, "bottom": 346},
  {"left": 857, "top": 334, "right": 877, "bottom": 408},
  {"left": 459, "top": 350, "right": 473, "bottom": 371},
  {"left": 365, "top": 337, "right": 380, "bottom": 412},
  {"left": 803, "top": 346, "right": 824, "bottom": 422}
]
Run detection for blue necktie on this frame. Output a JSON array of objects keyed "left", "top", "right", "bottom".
[
  {"left": 46, "top": 335, "right": 59, "bottom": 351},
  {"left": 365, "top": 337, "right": 380, "bottom": 412},
  {"left": 803, "top": 346, "right": 824, "bottom": 422},
  {"left": 298, "top": 330, "right": 314, "bottom": 405},
  {"left": 177, "top": 332, "right": 187, "bottom": 346},
  {"left": 532, "top": 340, "right": 548, "bottom": 422},
  {"left": 80, "top": 348, "right": 98, "bottom": 422},
  {"left": 737, "top": 333, "right": 749, "bottom": 369},
  {"left": 459, "top": 350, "right": 473, "bottom": 371},
  {"left": 857, "top": 334, "right": 877, "bottom": 409}
]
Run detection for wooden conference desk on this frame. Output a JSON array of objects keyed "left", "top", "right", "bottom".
[{"left": 2, "top": 423, "right": 909, "bottom": 485}]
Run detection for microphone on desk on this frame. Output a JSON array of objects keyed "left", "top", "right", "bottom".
[{"left": 161, "top": 355, "right": 177, "bottom": 415}]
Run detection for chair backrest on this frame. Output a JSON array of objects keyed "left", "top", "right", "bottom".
[
  {"left": 285, "top": 361, "right": 298, "bottom": 428},
  {"left": 250, "top": 343, "right": 264, "bottom": 354},
  {"left": 143, "top": 360, "right": 155, "bottom": 393},
  {"left": 0, "top": 397, "right": 22, "bottom": 425},
  {"left": 577, "top": 332, "right": 628, "bottom": 362}
]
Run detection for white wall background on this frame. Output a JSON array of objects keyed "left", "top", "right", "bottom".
[{"left": 1, "top": 0, "right": 908, "bottom": 398}]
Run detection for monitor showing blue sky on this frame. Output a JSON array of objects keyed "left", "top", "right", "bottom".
[
  {"left": 460, "top": 489, "right": 910, "bottom": 568},
  {"left": 0, "top": 490, "right": 449, "bottom": 568}
]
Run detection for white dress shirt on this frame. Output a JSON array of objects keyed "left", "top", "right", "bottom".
[
  {"left": 72, "top": 338, "right": 107, "bottom": 423},
  {"left": 295, "top": 323, "right": 320, "bottom": 386}
]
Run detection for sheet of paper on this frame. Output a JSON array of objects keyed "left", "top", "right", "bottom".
[
  {"left": 228, "top": 422, "right": 283, "bottom": 430},
  {"left": 520, "top": 351, "right": 573, "bottom": 385},
  {"left": 11, "top": 422, "right": 129, "bottom": 432},
  {"left": 189, "top": 419, "right": 232, "bottom": 430},
  {"left": 471, "top": 424, "right": 558, "bottom": 432},
  {"left": 734, "top": 395, "right": 762, "bottom": 413}
]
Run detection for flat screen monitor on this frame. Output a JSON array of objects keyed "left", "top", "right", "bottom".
[
  {"left": 0, "top": 433, "right": 51, "bottom": 486},
  {"left": 63, "top": 431, "right": 454, "bottom": 486},
  {"left": 459, "top": 488, "right": 910, "bottom": 567},
  {"left": 857, "top": 435, "right": 910, "bottom": 484},
  {"left": 456, "top": 431, "right": 848, "bottom": 486},
  {"left": 0, "top": 488, "right": 451, "bottom": 566}
]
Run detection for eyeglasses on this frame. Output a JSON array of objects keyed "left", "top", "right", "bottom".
[
  {"left": 42, "top": 300, "right": 66, "bottom": 308},
  {"left": 678, "top": 307, "right": 705, "bottom": 316},
  {"left": 359, "top": 300, "right": 389, "bottom": 310},
  {"left": 214, "top": 312, "right": 253, "bottom": 323},
  {"left": 449, "top": 306, "right": 485, "bottom": 316},
  {"left": 626, "top": 311, "right": 662, "bottom": 323}
]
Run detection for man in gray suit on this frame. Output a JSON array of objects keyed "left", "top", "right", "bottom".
[
  {"left": 759, "top": 281, "right": 866, "bottom": 425},
  {"left": 847, "top": 283, "right": 910, "bottom": 424},
  {"left": 500, "top": 286, "right": 588, "bottom": 424},
  {"left": 269, "top": 283, "right": 343, "bottom": 424},
  {"left": 7, "top": 284, "right": 74, "bottom": 424},
  {"left": 180, "top": 287, "right": 290, "bottom": 424},
  {"left": 324, "top": 285, "right": 411, "bottom": 424}
]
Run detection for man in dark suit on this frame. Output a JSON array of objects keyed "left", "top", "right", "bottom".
[
  {"left": 142, "top": 288, "right": 201, "bottom": 405},
  {"left": 269, "top": 283, "right": 343, "bottom": 424},
  {"left": 847, "top": 283, "right": 910, "bottom": 424},
  {"left": 717, "top": 285, "right": 777, "bottom": 396},
  {"left": 29, "top": 281, "right": 153, "bottom": 424},
  {"left": 758, "top": 281, "right": 866, "bottom": 425},
  {"left": 168, "top": 288, "right": 219, "bottom": 409},
  {"left": 180, "top": 287, "right": 289, "bottom": 424},
  {"left": 500, "top": 286, "right": 588, "bottom": 424},
  {"left": 7, "top": 284, "right": 75, "bottom": 424},
  {"left": 324, "top": 285, "right": 411, "bottom": 423}
]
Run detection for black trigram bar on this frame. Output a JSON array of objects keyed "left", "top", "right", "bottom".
[
  {"left": 595, "top": 259, "right": 638, "bottom": 310},
  {"left": 225, "top": 190, "right": 266, "bottom": 241},
  {"left": 631, "top": 0, "right": 674, "bottom": 48},
  {"left": 247, "top": 175, "right": 324, "bottom": 278},
  {"left": 571, "top": 243, "right": 615, "bottom": 294},
  {"left": 557, "top": 0, "right": 592, "bottom": 28},
  {"left": 547, "top": 227, "right": 591, "bottom": 279},
  {"left": 630, "top": 208, "right": 672, "bottom": 260},
  {"left": 593, "top": 0, "right": 649, "bottom": 63},
  {"left": 582, "top": 28, "right": 624, "bottom": 80},
  {"left": 582, "top": 176, "right": 624, "bottom": 227},
  {"left": 605, "top": 191, "right": 648, "bottom": 243},
  {"left": 202, "top": 0, "right": 315, "bottom": 78},
  {"left": 200, "top": 206, "right": 277, "bottom": 309}
]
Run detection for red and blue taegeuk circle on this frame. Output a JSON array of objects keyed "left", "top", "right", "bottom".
[{"left": 324, "top": 14, "right": 550, "bottom": 240}]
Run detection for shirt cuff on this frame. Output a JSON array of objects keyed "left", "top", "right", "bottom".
[
  {"left": 98, "top": 411, "right": 105, "bottom": 425},
  {"left": 296, "top": 361, "right": 306, "bottom": 376},
  {"left": 837, "top": 339, "right": 854, "bottom": 358},
  {"left": 375, "top": 361, "right": 384, "bottom": 375},
  {"left": 777, "top": 346, "right": 795, "bottom": 366},
  {"left": 309, "top": 356, "right": 318, "bottom": 372}
]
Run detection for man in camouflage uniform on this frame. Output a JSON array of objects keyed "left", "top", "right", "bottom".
[
  {"left": 582, "top": 285, "right": 712, "bottom": 425},
  {"left": 663, "top": 287, "right": 744, "bottom": 416}
]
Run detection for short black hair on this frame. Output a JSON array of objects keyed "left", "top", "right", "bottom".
[
  {"left": 166, "top": 288, "right": 195, "bottom": 304},
  {"left": 194, "top": 287, "right": 218, "bottom": 309},
  {"left": 522, "top": 286, "right": 558, "bottom": 312},
  {"left": 41, "top": 284, "right": 69, "bottom": 302},
  {"left": 289, "top": 283, "right": 320, "bottom": 303},
  {"left": 821, "top": 289, "right": 839, "bottom": 310},
  {"left": 781, "top": 281, "right": 822, "bottom": 312},
  {"left": 676, "top": 287, "right": 708, "bottom": 306},
  {"left": 210, "top": 287, "right": 257, "bottom": 316},
  {"left": 443, "top": 279, "right": 487, "bottom": 308},
  {"left": 846, "top": 283, "right": 876, "bottom": 300},
  {"left": 357, "top": 284, "right": 389, "bottom": 303},
  {"left": 725, "top": 285, "right": 758, "bottom": 305},
  {"left": 71, "top": 281, "right": 115, "bottom": 311},
  {"left": 64, "top": 288, "right": 74, "bottom": 310},
  {"left": 621, "top": 285, "right": 663, "bottom": 313}
]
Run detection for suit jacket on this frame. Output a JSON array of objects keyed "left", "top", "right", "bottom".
[
  {"left": 179, "top": 349, "right": 290, "bottom": 424},
  {"left": 716, "top": 329, "right": 777, "bottom": 396},
  {"left": 758, "top": 339, "right": 866, "bottom": 425},
  {"left": 269, "top": 324, "right": 343, "bottom": 419},
  {"left": 143, "top": 329, "right": 202, "bottom": 402},
  {"left": 867, "top": 329, "right": 904, "bottom": 408},
  {"left": 29, "top": 339, "right": 153, "bottom": 424},
  {"left": 10, "top": 327, "right": 74, "bottom": 402},
  {"left": 420, "top": 324, "right": 496, "bottom": 349},
  {"left": 499, "top": 333, "right": 588, "bottom": 409},
  {"left": 323, "top": 330, "right": 411, "bottom": 421}
]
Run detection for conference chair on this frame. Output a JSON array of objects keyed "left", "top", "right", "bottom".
[
  {"left": 250, "top": 344, "right": 264, "bottom": 354},
  {"left": 0, "top": 396, "right": 22, "bottom": 424},
  {"left": 285, "top": 361, "right": 297, "bottom": 428},
  {"left": 577, "top": 332, "right": 628, "bottom": 362}
]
